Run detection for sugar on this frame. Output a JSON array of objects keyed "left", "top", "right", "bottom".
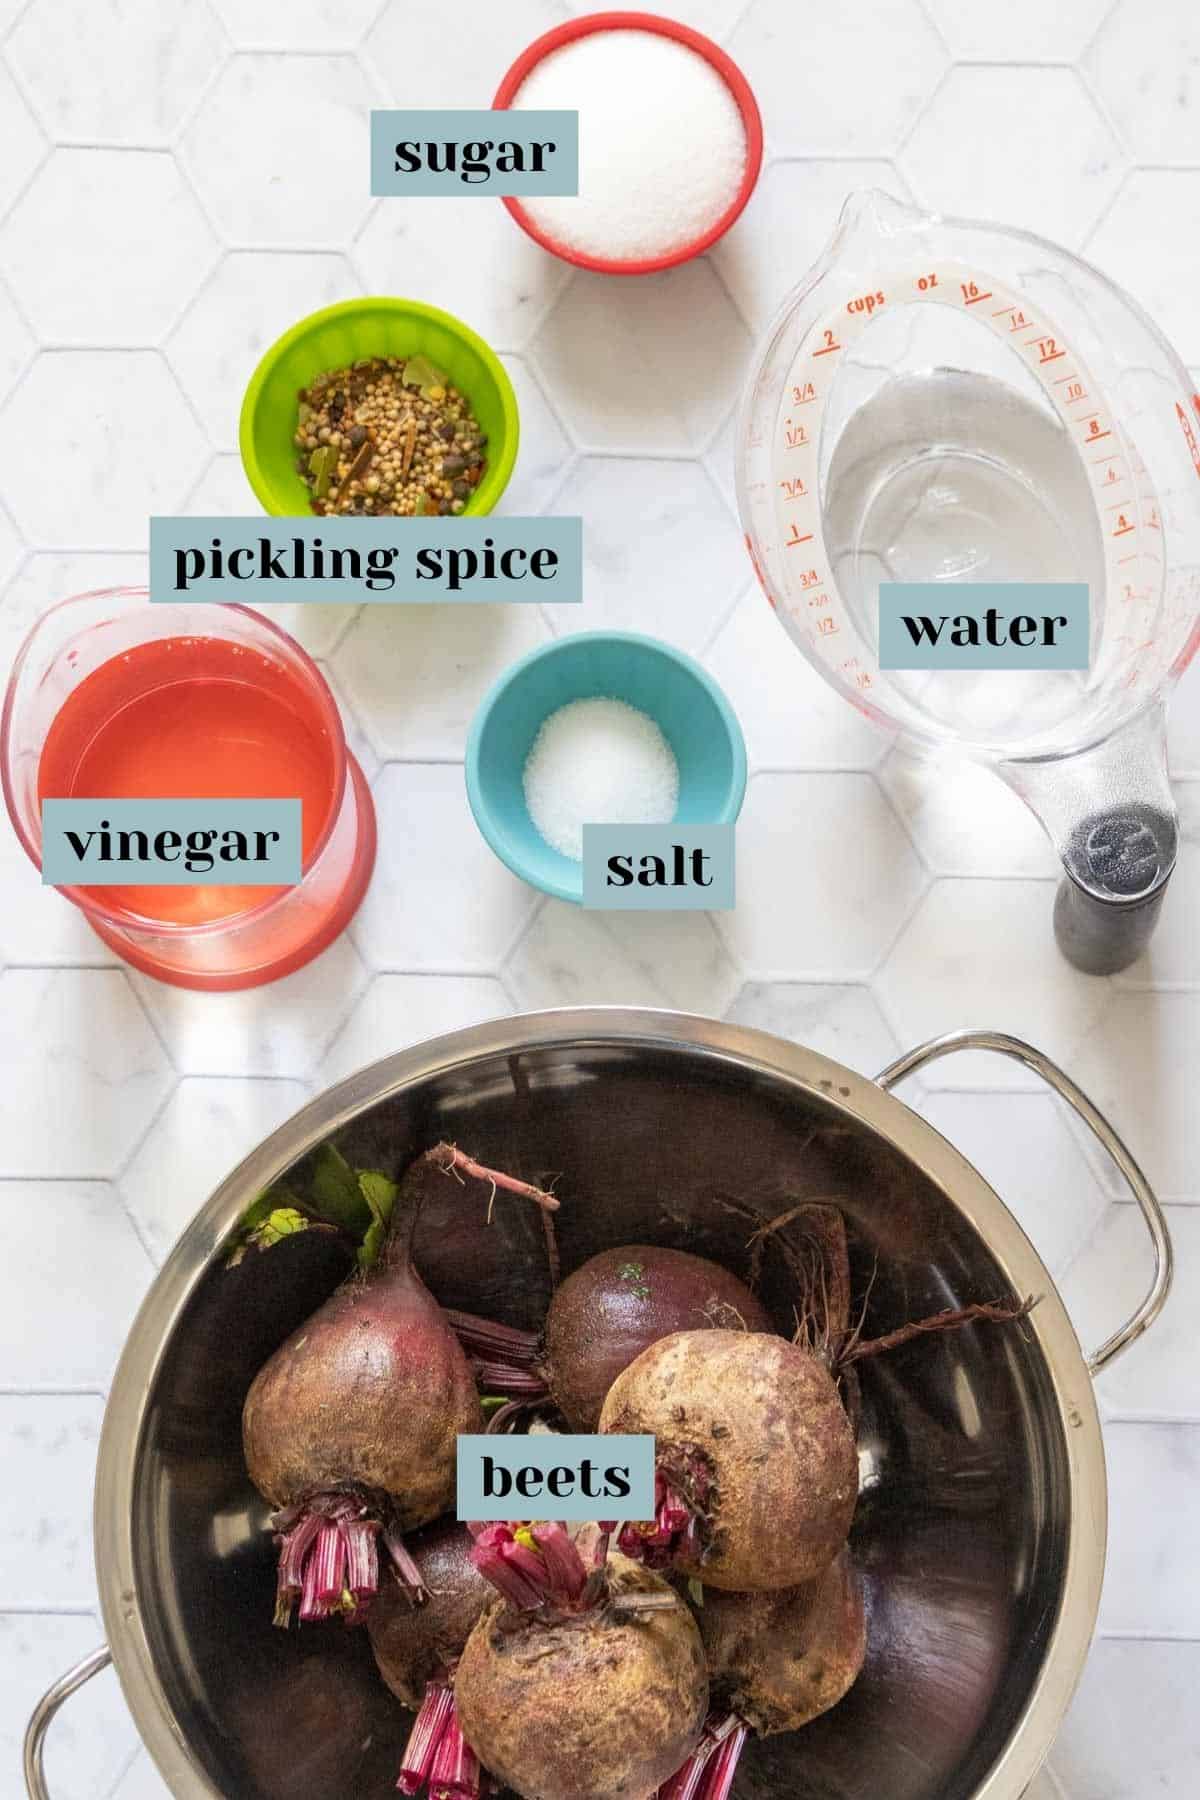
[
  {"left": 523, "top": 696, "right": 680, "bottom": 862},
  {"left": 512, "top": 29, "right": 746, "bottom": 262}
]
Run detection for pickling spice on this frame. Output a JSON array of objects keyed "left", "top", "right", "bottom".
[
  {"left": 523, "top": 697, "right": 680, "bottom": 861},
  {"left": 511, "top": 29, "right": 747, "bottom": 263},
  {"left": 295, "top": 355, "right": 487, "bottom": 517}
]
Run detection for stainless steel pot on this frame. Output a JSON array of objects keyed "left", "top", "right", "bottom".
[{"left": 25, "top": 1012, "right": 1171, "bottom": 1800}]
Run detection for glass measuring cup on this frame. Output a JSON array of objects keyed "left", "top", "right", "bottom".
[
  {"left": 737, "top": 191, "right": 1200, "bottom": 972},
  {"left": 2, "top": 589, "right": 376, "bottom": 990}
]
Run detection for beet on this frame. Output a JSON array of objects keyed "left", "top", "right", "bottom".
[
  {"left": 367, "top": 1518, "right": 495, "bottom": 1799},
  {"left": 367, "top": 1519, "right": 491, "bottom": 1709},
  {"left": 243, "top": 1144, "right": 547, "bottom": 1627},
  {"left": 543, "top": 1245, "right": 772, "bottom": 1431},
  {"left": 450, "top": 1243, "right": 771, "bottom": 1432},
  {"left": 455, "top": 1533, "right": 708, "bottom": 1800},
  {"left": 698, "top": 1548, "right": 867, "bottom": 1735},
  {"left": 599, "top": 1330, "right": 859, "bottom": 1592}
]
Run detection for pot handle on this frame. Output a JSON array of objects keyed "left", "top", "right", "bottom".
[
  {"left": 875, "top": 1028, "right": 1173, "bottom": 1376},
  {"left": 24, "top": 1645, "right": 112, "bottom": 1800}
]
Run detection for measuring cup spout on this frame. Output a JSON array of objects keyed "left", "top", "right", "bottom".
[{"left": 997, "top": 705, "right": 1178, "bottom": 976}]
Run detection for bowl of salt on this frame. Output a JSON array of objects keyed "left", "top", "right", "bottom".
[
  {"left": 466, "top": 630, "right": 746, "bottom": 903},
  {"left": 493, "top": 11, "right": 763, "bottom": 274}
]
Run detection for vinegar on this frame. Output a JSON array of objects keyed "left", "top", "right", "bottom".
[{"left": 38, "top": 635, "right": 338, "bottom": 925}]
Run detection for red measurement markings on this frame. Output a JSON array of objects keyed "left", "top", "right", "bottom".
[
  {"left": 1112, "top": 514, "right": 1136, "bottom": 537},
  {"left": 813, "top": 329, "right": 842, "bottom": 357},
  {"left": 1083, "top": 419, "right": 1112, "bottom": 443},
  {"left": 815, "top": 615, "right": 839, "bottom": 636},
  {"left": 1009, "top": 311, "right": 1031, "bottom": 332},
  {"left": 992, "top": 304, "right": 1016, "bottom": 318},
  {"left": 791, "top": 382, "right": 816, "bottom": 404},
  {"left": 1176, "top": 400, "right": 1200, "bottom": 482},
  {"left": 785, "top": 524, "right": 814, "bottom": 547},
  {"left": 961, "top": 281, "right": 992, "bottom": 304},
  {"left": 807, "top": 591, "right": 831, "bottom": 607},
  {"left": 779, "top": 477, "right": 808, "bottom": 499},
  {"left": 785, "top": 422, "right": 809, "bottom": 449},
  {"left": 798, "top": 568, "right": 821, "bottom": 589},
  {"left": 1036, "top": 337, "right": 1066, "bottom": 364}
]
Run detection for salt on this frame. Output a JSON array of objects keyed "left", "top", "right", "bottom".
[
  {"left": 523, "top": 697, "right": 680, "bottom": 861},
  {"left": 512, "top": 29, "right": 747, "bottom": 263}
]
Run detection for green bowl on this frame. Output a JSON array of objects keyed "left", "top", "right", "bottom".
[{"left": 238, "top": 297, "right": 520, "bottom": 516}]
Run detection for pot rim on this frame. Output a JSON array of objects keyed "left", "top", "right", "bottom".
[{"left": 95, "top": 1005, "right": 1106, "bottom": 1800}]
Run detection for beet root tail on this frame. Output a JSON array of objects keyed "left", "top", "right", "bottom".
[
  {"left": 431, "top": 1143, "right": 559, "bottom": 1214},
  {"left": 838, "top": 1295, "right": 1037, "bottom": 1367},
  {"left": 272, "top": 1492, "right": 382, "bottom": 1628}
]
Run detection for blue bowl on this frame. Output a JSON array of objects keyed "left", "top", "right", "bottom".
[{"left": 466, "top": 631, "right": 747, "bottom": 904}]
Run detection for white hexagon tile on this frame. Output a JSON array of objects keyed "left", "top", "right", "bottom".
[
  {"left": 1, "top": 1, "right": 1199, "bottom": 1795},
  {"left": 166, "top": 251, "right": 362, "bottom": 446}
]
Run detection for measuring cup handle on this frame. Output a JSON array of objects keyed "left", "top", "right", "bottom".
[
  {"left": 23, "top": 1646, "right": 112, "bottom": 1800},
  {"left": 875, "top": 1029, "right": 1173, "bottom": 1375}
]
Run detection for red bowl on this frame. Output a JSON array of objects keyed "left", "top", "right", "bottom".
[{"left": 493, "top": 10, "right": 764, "bottom": 276}]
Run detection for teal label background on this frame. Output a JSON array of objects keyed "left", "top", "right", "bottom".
[
  {"left": 370, "top": 110, "right": 578, "bottom": 195},
  {"left": 879, "top": 582, "right": 1090, "bottom": 670},
  {"left": 582, "top": 823, "right": 736, "bottom": 911},
  {"left": 150, "top": 517, "right": 583, "bottom": 605},
  {"left": 457, "top": 1433, "right": 656, "bottom": 1523},
  {"left": 42, "top": 799, "right": 302, "bottom": 886}
]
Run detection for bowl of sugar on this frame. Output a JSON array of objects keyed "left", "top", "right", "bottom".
[
  {"left": 493, "top": 11, "right": 763, "bottom": 275},
  {"left": 466, "top": 630, "right": 746, "bottom": 903}
]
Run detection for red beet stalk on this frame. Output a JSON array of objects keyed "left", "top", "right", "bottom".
[
  {"left": 397, "top": 1681, "right": 487, "bottom": 1800},
  {"left": 429, "top": 1713, "right": 484, "bottom": 1799},
  {"left": 657, "top": 1716, "right": 746, "bottom": 1800},
  {"left": 618, "top": 1467, "right": 708, "bottom": 1572},
  {"left": 468, "top": 1521, "right": 594, "bottom": 1613},
  {"left": 273, "top": 1492, "right": 381, "bottom": 1627},
  {"left": 398, "top": 1682, "right": 455, "bottom": 1795}
]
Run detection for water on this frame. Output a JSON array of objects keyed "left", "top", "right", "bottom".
[{"left": 819, "top": 367, "right": 1107, "bottom": 750}]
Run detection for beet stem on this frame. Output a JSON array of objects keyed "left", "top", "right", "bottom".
[
  {"left": 695, "top": 1723, "right": 749, "bottom": 1800},
  {"left": 839, "top": 1296, "right": 1036, "bottom": 1366},
  {"left": 657, "top": 1747, "right": 712, "bottom": 1800},
  {"left": 273, "top": 1494, "right": 382, "bottom": 1628},
  {"left": 384, "top": 1526, "right": 430, "bottom": 1605},
  {"left": 470, "top": 1521, "right": 594, "bottom": 1613},
  {"left": 432, "top": 1143, "right": 560, "bottom": 1213},
  {"left": 657, "top": 1713, "right": 744, "bottom": 1800},
  {"left": 484, "top": 1398, "right": 543, "bottom": 1436},
  {"left": 446, "top": 1310, "right": 542, "bottom": 1365},
  {"left": 397, "top": 1682, "right": 454, "bottom": 1795},
  {"left": 468, "top": 1360, "right": 549, "bottom": 1398},
  {"left": 610, "top": 1591, "right": 679, "bottom": 1613},
  {"left": 429, "top": 1712, "right": 483, "bottom": 1799}
]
